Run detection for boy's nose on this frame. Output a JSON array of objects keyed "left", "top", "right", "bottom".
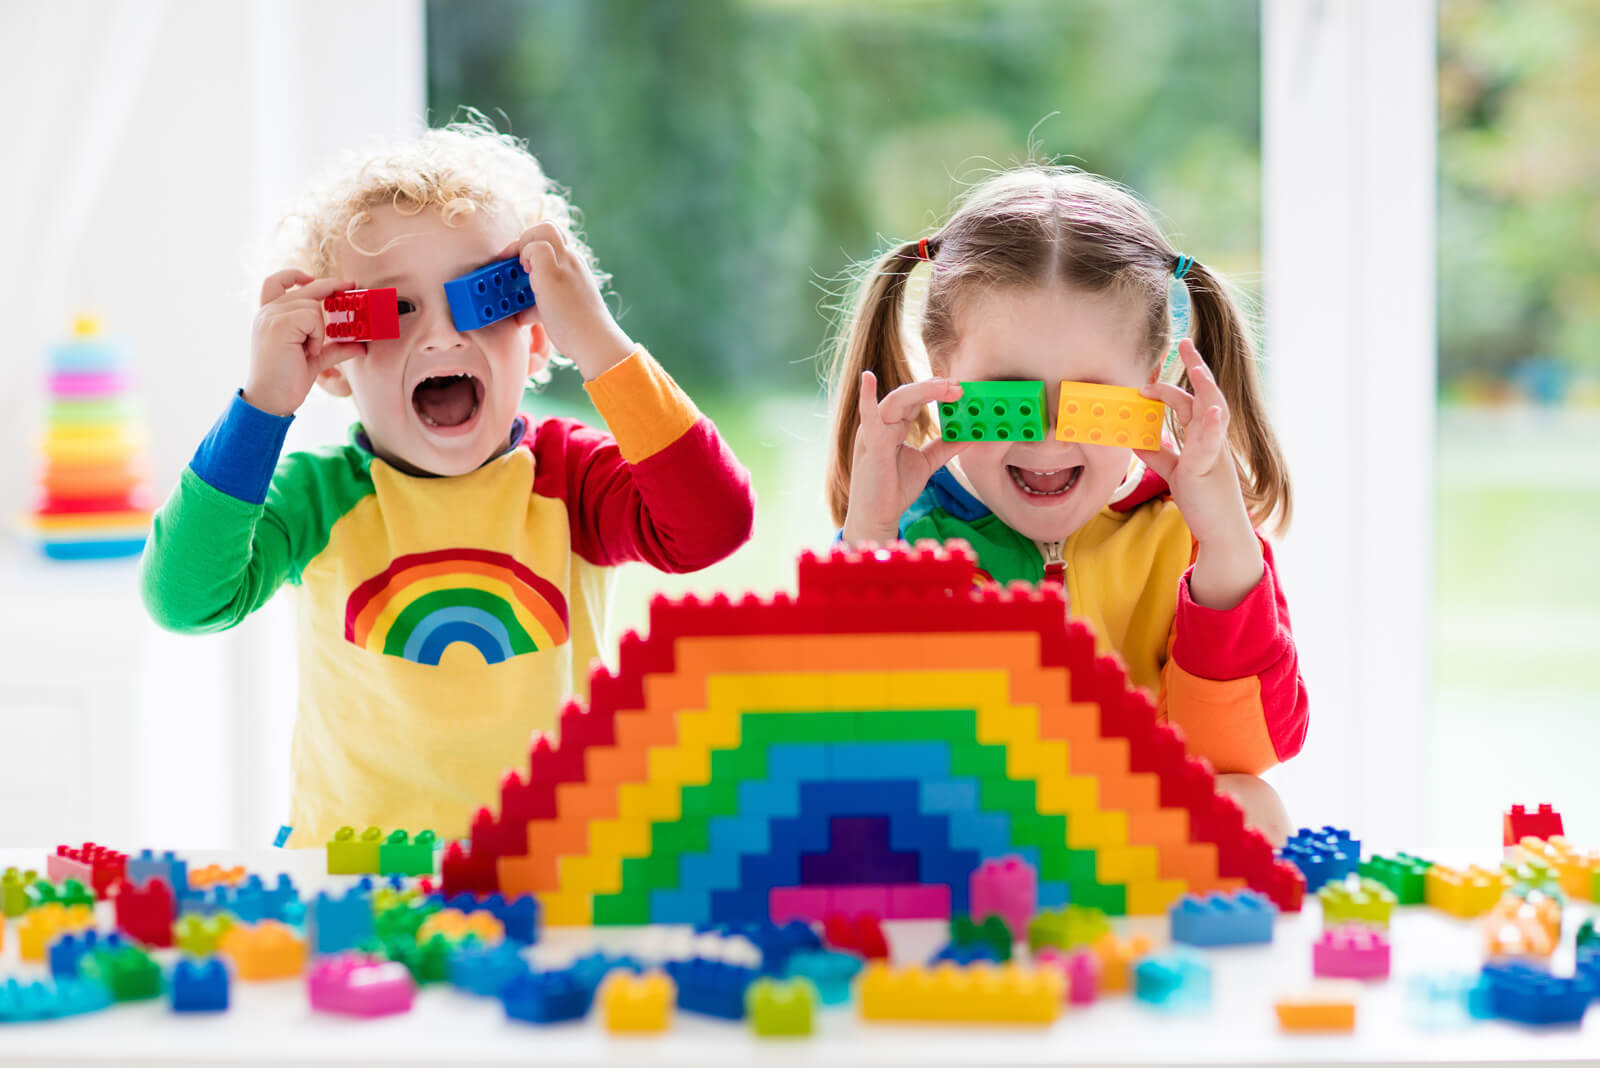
[{"left": 416, "top": 302, "right": 467, "bottom": 350}]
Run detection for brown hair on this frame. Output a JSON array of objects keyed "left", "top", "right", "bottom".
[{"left": 823, "top": 165, "right": 1292, "bottom": 532}]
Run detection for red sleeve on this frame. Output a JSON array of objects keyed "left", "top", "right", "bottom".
[{"left": 1161, "top": 536, "right": 1308, "bottom": 772}]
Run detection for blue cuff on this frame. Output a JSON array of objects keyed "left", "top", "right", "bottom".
[{"left": 189, "top": 392, "right": 294, "bottom": 505}]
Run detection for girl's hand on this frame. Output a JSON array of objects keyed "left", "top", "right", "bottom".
[
  {"left": 1137, "top": 339, "right": 1263, "bottom": 608},
  {"left": 841, "top": 371, "right": 969, "bottom": 546},
  {"left": 244, "top": 271, "right": 368, "bottom": 417},
  {"left": 501, "top": 222, "right": 634, "bottom": 380}
]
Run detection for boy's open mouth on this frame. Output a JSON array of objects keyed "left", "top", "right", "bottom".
[
  {"left": 412, "top": 374, "right": 484, "bottom": 429},
  {"left": 1008, "top": 464, "right": 1082, "bottom": 496}
]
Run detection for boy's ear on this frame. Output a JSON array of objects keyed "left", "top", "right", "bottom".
[
  {"left": 526, "top": 322, "right": 552, "bottom": 379},
  {"left": 316, "top": 363, "right": 353, "bottom": 398}
]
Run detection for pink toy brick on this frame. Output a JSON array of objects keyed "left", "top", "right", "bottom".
[
  {"left": 307, "top": 953, "right": 416, "bottom": 1017},
  {"left": 1313, "top": 924, "right": 1390, "bottom": 980},
  {"left": 829, "top": 886, "right": 890, "bottom": 917},
  {"left": 770, "top": 887, "right": 831, "bottom": 925},
  {"left": 1036, "top": 947, "right": 1100, "bottom": 1004},
  {"left": 970, "top": 855, "right": 1038, "bottom": 936},
  {"left": 887, "top": 884, "right": 950, "bottom": 920}
]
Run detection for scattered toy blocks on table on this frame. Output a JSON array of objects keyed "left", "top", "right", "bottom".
[
  {"left": 328, "top": 826, "right": 385, "bottom": 875},
  {"left": 171, "top": 958, "right": 230, "bottom": 1013},
  {"left": 1091, "top": 932, "right": 1154, "bottom": 994},
  {"left": 417, "top": 907, "right": 503, "bottom": 946},
  {"left": 26, "top": 878, "right": 94, "bottom": 911},
  {"left": 1313, "top": 924, "right": 1390, "bottom": 980},
  {"left": 600, "top": 969, "right": 675, "bottom": 1033},
  {"left": 1478, "top": 961, "right": 1592, "bottom": 1026},
  {"left": 1483, "top": 892, "right": 1561, "bottom": 959},
  {"left": 667, "top": 959, "right": 759, "bottom": 1020},
  {"left": 323, "top": 287, "right": 399, "bottom": 342},
  {"left": 822, "top": 911, "right": 888, "bottom": 960},
  {"left": 1318, "top": 878, "right": 1396, "bottom": 929},
  {"left": 113, "top": 877, "right": 176, "bottom": 948},
  {"left": 308, "top": 953, "right": 416, "bottom": 1017},
  {"left": 1360, "top": 853, "right": 1432, "bottom": 905},
  {"left": 939, "top": 381, "right": 1049, "bottom": 443},
  {"left": 1055, "top": 381, "right": 1164, "bottom": 449},
  {"left": 380, "top": 830, "right": 438, "bottom": 876},
  {"left": 376, "top": 932, "right": 455, "bottom": 985},
  {"left": 449, "top": 940, "right": 525, "bottom": 997},
  {"left": 49, "top": 931, "right": 124, "bottom": 980},
  {"left": 125, "top": 851, "right": 187, "bottom": 896},
  {"left": 175, "top": 914, "right": 236, "bottom": 957},
  {"left": 188, "top": 864, "right": 247, "bottom": 890},
  {"left": 501, "top": 967, "right": 594, "bottom": 1025},
  {"left": 47, "top": 843, "right": 127, "bottom": 898},
  {"left": 80, "top": 943, "right": 164, "bottom": 1002},
  {"left": 1276, "top": 983, "right": 1359, "bottom": 1032},
  {"left": 747, "top": 976, "right": 816, "bottom": 1037},
  {"left": 1503, "top": 804, "right": 1563, "bottom": 847},
  {"left": 859, "top": 962, "right": 1064, "bottom": 1025},
  {"left": 1027, "top": 905, "right": 1110, "bottom": 953},
  {"left": 1169, "top": 890, "right": 1276, "bottom": 947},
  {"left": 1133, "top": 951, "right": 1212, "bottom": 1012},
  {"left": 221, "top": 921, "right": 307, "bottom": 980},
  {"left": 1424, "top": 864, "right": 1508, "bottom": 918},
  {"left": 307, "top": 889, "right": 375, "bottom": 955},
  {"left": 1512, "top": 837, "right": 1600, "bottom": 901},
  {"left": 444, "top": 256, "right": 535, "bottom": 332},
  {"left": 1034, "top": 947, "right": 1101, "bottom": 1004},
  {"left": 783, "top": 949, "right": 862, "bottom": 1006},
  {"left": 16, "top": 902, "right": 94, "bottom": 962},
  {"left": 1280, "top": 827, "right": 1360, "bottom": 892}
]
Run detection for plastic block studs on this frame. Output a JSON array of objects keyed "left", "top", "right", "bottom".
[
  {"left": 783, "top": 949, "right": 862, "bottom": 1006},
  {"left": 1090, "top": 932, "right": 1153, "bottom": 994},
  {"left": 858, "top": 962, "right": 1064, "bottom": 1025},
  {"left": 1512, "top": 837, "right": 1600, "bottom": 901},
  {"left": 16, "top": 902, "right": 93, "bottom": 961},
  {"left": 667, "top": 959, "right": 759, "bottom": 1020},
  {"left": 417, "top": 907, "right": 503, "bottom": 946},
  {"left": 1280, "top": 827, "right": 1360, "bottom": 892},
  {"left": 80, "top": 943, "right": 164, "bottom": 1002},
  {"left": 599, "top": 969, "right": 675, "bottom": 1033},
  {"left": 502, "top": 967, "right": 593, "bottom": 1025},
  {"left": 1424, "top": 864, "right": 1508, "bottom": 918},
  {"left": 1318, "top": 877, "right": 1396, "bottom": 929},
  {"left": 1503, "top": 804, "right": 1563, "bottom": 847},
  {"left": 1276, "top": 983, "right": 1359, "bottom": 1032},
  {"left": 1132, "top": 951, "right": 1211, "bottom": 1012},
  {"left": 1313, "top": 924, "right": 1390, "bottom": 980},
  {"left": 171, "top": 958, "right": 230, "bottom": 1013},
  {"left": 220, "top": 921, "right": 306, "bottom": 980},
  {"left": 1027, "top": 905, "right": 1110, "bottom": 954},
  {"left": 1483, "top": 892, "right": 1561, "bottom": 959},
  {"left": 1360, "top": 853, "right": 1433, "bottom": 904},
  {"left": 2, "top": 868, "right": 38, "bottom": 916},
  {"left": 188, "top": 864, "right": 247, "bottom": 890},
  {"left": 822, "top": 911, "right": 888, "bottom": 960},
  {"left": 1055, "top": 382, "right": 1164, "bottom": 449},
  {"left": 1478, "top": 962, "right": 1592, "bottom": 1026},
  {"left": 380, "top": 830, "right": 437, "bottom": 876},
  {"left": 307, "top": 953, "right": 415, "bottom": 1017},
  {"left": 1169, "top": 890, "right": 1276, "bottom": 947},
  {"left": 175, "top": 914, "right": 236, "bottom": 957},
  {"left": 48, "top": 843, "right": 127, "bottom": 898},
  {"left": 1034, "top": 947, "right": 1101, "bottom": 1005},
  {"left": 970, "top": 855, "right": 1037, "bottom": 939},
  {"left": 307, "top": 889, "right": 374, "bottom": 955},
  {"left": 449, "top": 940, "right": 525, "bottom": 997},
  {"left": 444, "top": 256, "right": 534, "bottom": 332},
  {"left": 939, "top": 381, "right": 1048, "bottom": 443},
  {"left": 126, "top": 850, "right": 187, "bottom": 896},
  {"left": 949, "top": 912, "right": 1013, "bottom": 962},
  {"left": 113, "top": 878, "right": 175, "bottom": 948},
  {"left": 0, "top": 977, "right": 112, "bottom": 1023},
  {"left": 323, "top": 287, "right": 399, "bottom": 343},
  {"left": 327, "top": 826, "right": 384, "bottom": 875},
  {"left": 50, "top": 931, "right": 124, "bottom": 980},
  {"left": 747, "top": 977, "right": 816, "bottom": 1037}
]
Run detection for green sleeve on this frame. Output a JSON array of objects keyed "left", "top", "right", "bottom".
[{"left": 139, "top": 447, "right": 373, "bottom": 633}]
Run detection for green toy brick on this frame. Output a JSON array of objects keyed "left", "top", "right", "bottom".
[
  {"left": 2, "top": 868, "right": 38, "bottom": 917},
  {"left": 1361, "top": 853, "right": 1433, "bottom": 905},
  {"left": 950, "top": 914, "right": 1013, "bottom": 961},
  {"left": 939, "top": 380, "right": 1049, "bottom": 443},
  {"left": 24, "top": 878, "right": 93, "bottom": 911},
  {"left": 80, "top": 945, "right": 163, "bottom": 1002},
  {"left": 981, "top": 777, "right": 1037, "bottom": 812},
  {"left": 1028, "top": 905, "right": 1111, "bottom": 952},
  {"left": 747, "top": 977, "right": 816, "bottom": 1037},
  {"left": 592, "top": 893, "right": 652, "bottom": 925},
  {"left": 175, "top": 914, "right": 236, "bottom": 957},
  {"left": 379, "top": 830, "right": 437, "bottom": 876},
  {"left": 621, "top": 854, "right": 681, "bottom": 891},
  {"left": 327, "top": 826, "right": 384, "bottom": 875},
  {"left": 710, "top": 746, "right": 767, "bottom": 782}
]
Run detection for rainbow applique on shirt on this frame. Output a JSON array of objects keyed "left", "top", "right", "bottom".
[{"left": 344, "top": 548, "right": 570, "bottom": 665}]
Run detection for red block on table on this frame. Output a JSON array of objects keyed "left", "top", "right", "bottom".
[
  {"left": 822, "top": 911, "right": 889, "bottom": 960},
  {"left": 113, "top": 877, "right": 175, "bottom": 947},
  {"left": 323, "top": 287, "right": 399, "bottom": 342},
  {"left": 1503, "top": 804, "right": 1564, "bottom": 847},
  {"left": 48, "top": 843, "right": 128, "bottom": 899}
]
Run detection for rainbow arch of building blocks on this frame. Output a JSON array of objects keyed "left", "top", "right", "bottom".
[{"left": 440, "top": 543, "right": 1305, "bottom": 925}]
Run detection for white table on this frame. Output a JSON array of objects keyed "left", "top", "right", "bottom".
[{"left": 0, "top": 848, "right": 1594, "bottom": 1066}]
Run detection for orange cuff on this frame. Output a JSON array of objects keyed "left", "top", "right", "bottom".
[
  {"left": 583, "top": 347, "right": 701, "bottom": 464},
  {"left": 1160, "top": 660, "right": 1279, "bottom": 775}
]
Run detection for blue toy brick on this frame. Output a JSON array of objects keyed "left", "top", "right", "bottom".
[
  {"left": 783, "top": 949, "right": 862, "bottom": 1006},
  {"left": 171, "top": 958, "right": 230, "bottom": 1013},
  {"left": 50, "top": 931, "right": 126, "bottom": 981},
  {"left": 483, "top": 894, "right": 539, "bottom": 946},
  {"left": 127, "top": 849, "right": 188, "bottom": 896},
  {"left": 931, "top": 942, "right": 1001, "bottom": 966},
  {"left": 681, "top": 851, "right": 743, "bottom": 892},
  {"left": 450, "top": 941, "right": 526, "bottom": 997},
  {"left": 273, "top": 825, "right": 292, "bottom": 848},
  {"left": 308, "top": 889, "right": 375, "bottom": 955},
  {"left": 739, "top": 852, "right": 800, "bottom": 890},
  {"left": 888, "top": 810, "right": 950, "bottom": 853},
  {"left": 1279, "top": 827, "right": 1361, "bottom": 892},
  {"left": 568, "top": 952, "right": 644, "bottom": 991},
  {"left": 918, "top": 778, "right": 980, "bottom": 813},
  {"left": 946, "top": 811, "right": 1012, "bottom": 856},
  {"left": 0, "top": 977, "right": 113, "bottom": 1023},
  {"left": 739, "top": 779, "right": 801, "bottom": 818},
  {"left": 769, "top": 816, "right": 829, "bottom": 854},
  {"left": 826, "top": 742, "right": 950, "bottom": 780},
  {"left": 1479, "top": 962, "right": 1593, "bottom": 1026},
  {"left": 651, "top": 888, "right": 712, "bottom": 926},
  {"left": 667, "top": 959, "right": 759, "bottom": 1020},
  {"left": 1169, "top": 890, "right": 1277, "bottom": 947},
  {"left": 1037, "top": 881, "right": 1070, "bottom": 909},
  {"left": 709, "top": 814, "right": 770, "bottom": 855},
  {"left": 799, "top": 780, "right": 899, "bottom": 813},
  {"left": 501, "top": 968, "right": 592, "bottom": 1025},
  {"left": 444, "top": 256, "right": 535, "bottom": 332},
  {"left": 1133, "top": 951, "right": 1212, "bottom": 1012},
  {"left": 765, "top": 744, "right": 830, "bottom": 782},
  {"left": 709, "top": 887, "right": 770, "bottom": 925}
]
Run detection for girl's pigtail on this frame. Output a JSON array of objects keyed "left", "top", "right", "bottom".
[
  {"left": 1182, "top": 262, "right": 1294, "bottom": 532},
  {"left": 824, "top": 240, "right": 927, "bottom": 527}
]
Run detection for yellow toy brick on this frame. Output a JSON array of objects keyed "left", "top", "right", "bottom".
[
  {"left": 220, "top": 920, "right": 307, "bottom": 980},
  {"left": 416, "top": 908, "right": 504, "bottom": 946},
  {"left": 1425, "top": 864, "right": 1509, "bottom": 918},
  {"left": 1055, "top": 382, "right": 1165, "bottom": 450},
  {"left": 858, "top": 962, "right": 1064, "bottom": 1025},
  {"left": 1276, "top": 984, "right": 1359, "bottom": 1033},
  {"left": 538, "top": 892, "right": 593, "bottom": 927},
  {"left": 600, "top": 969, "right": 675, "bottom": 1033},
  {"left": 17, "top": 903, "right": 94, "bottom": 962},
  {"left": 1512, "top": 837, "right": 1600, "bottom": 900}
]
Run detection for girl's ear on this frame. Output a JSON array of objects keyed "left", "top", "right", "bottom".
[
  {"left": 317, "top": 363, "right": 353, "bottom": 398},
  {"left": 526, "top": 322, "right": 552, "bottom": 379}
]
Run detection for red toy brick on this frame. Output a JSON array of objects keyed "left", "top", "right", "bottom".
[
  {"left": 323, "top": 287, "right": 399, "bottom": 342},
  {"left": 48, "top": 843, "right": 128, "bottom": 900},
  {"left": 822, "top": 911, "right": 888, "bottom": 960},
  {"left": 1503, "top": 804, "right": 1564, "bottom": 847},
  {"left": 113, "top": 877, "right": 175, "bottom": 948}
]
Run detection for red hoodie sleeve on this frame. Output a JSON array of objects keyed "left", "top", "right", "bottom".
[
  {"left": 530, "top": 347, "right": 755, "bottom": 571},
  {"left": 1158, "top": 535, "right": 1308, "bottom": 775}
]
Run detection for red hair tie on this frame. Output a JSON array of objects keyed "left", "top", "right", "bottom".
[{"left": 917, "top": 238, "right": 931, "bottom": 262}]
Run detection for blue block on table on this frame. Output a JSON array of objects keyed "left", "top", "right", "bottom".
[{"left": 171, "top": 958, "right": 230, "bottom": 1013}]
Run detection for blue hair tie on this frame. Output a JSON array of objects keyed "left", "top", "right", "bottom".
[{"left": 1173, "top": 254, "right": 1194, "bottom": 280}]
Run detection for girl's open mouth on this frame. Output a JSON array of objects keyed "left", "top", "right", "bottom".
[
  {"left": 1008, "top": 464, "right": 1082, "bottom": 497},
  {"left": 412, "top": 374, "right": 484, "bottom": 432}
]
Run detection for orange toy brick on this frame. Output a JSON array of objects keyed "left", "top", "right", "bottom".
[
  {"left": 1483, "top": 892, "right": 1561, "bottom": 959},
  {"left": 1091, "top": 932, "right": 1154, "bottom": 994},
  {"left": 599, "top": 969, "right": 674, "bottom": 1033},
  {"left": 188, "top": 865, "right": 247, "bottom": 890},
  {"left": 416, "top": 908, "right": 504, "bottom": 946},
  {"left": 858, "top": 961, "right": 1064, "bottom": 1025},
  {"left": 1511, "top": 837, "right": 1600, "bottom": 901},
  {"left": 1055, "top": 382, "right": 1164, "bottom": 450},
  {"left": 1276, "top": 984, "right": 1359, "bottom": 1033},
  {"left": 221, "top": 920, "right": 307, "bottom": 980}
]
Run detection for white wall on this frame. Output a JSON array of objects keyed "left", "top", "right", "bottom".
[{"left": 0, "top": 0, "right": 424, "bottom": 847}]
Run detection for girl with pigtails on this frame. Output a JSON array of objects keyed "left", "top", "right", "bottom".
[{"left": 825, "top": 166, "right": 1305, "bottom": 844}]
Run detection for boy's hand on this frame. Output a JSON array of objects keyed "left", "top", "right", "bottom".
[
  {"left": 841, "top": 371, "right": 969, "bottom": 546},
  {"left": 501, "top": 222, "right": 635, "bottom": 380},
  {"left": 244, "top": 271, "right": 367, "bottom": 417}
]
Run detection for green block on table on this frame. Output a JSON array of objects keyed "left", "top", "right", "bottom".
[
  {"left": 748, "top": 977, "right": 816, "bottom": 1037},
  {"left": 81, "top": 945, "right": 163, "bottom": 1002},
  {"left": 327, "top": 826, "right": 384, "bottom": 874},
  {"left": 1027, "top": 905, "right": 1110, "bottom": 953},
  {"left": 1361, "top": 853, "right": 1433, "bottom": 904},
  {"left": 1319, "top": 877, "right": 1397, "bottom": 928},
  {"left": 2, "top": 868, "right": 38, "bottom": 916},
  {"left": 950, "top": 913, "right": 1012, "bottom": 961},
  {"left": 939, "top": 381, "right": 1049, "bottom": 443},
  {"left": 175, "top": 914, "right": 236, "bottom": 957},
  {"left": 386, "top": 932, "right": 453, "bottom": 984},
  {"left": 379, "top": 829, "right": 437, "bottom": 876}
]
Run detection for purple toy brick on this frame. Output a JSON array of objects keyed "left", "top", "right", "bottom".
[
  {"left": 308, "top": 953, "right": 415, "bottom": 1017},
  {"left": 1314, "top": 924, "right": 1390, "bottom": 980},
  {"left": 970, "top": 854, "right": 1037, "bottom": 937}
]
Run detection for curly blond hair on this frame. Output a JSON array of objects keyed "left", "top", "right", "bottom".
[{"left": 274, "top": 112, "right": 603, "bottom": 384}]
